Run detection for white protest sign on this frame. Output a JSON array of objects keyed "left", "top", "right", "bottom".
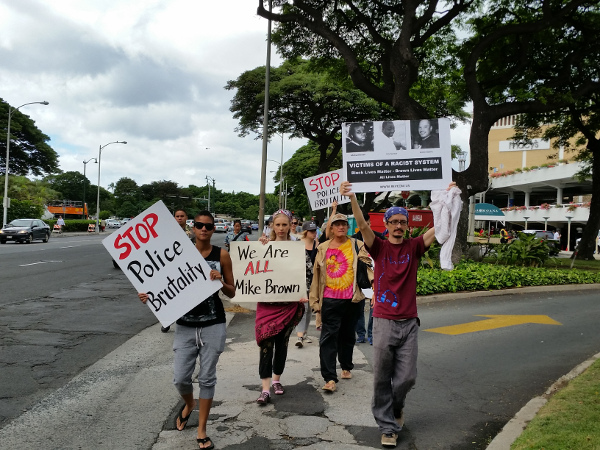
[
  {"left": 230, "top": 241, "right": 306, "bottom": 302},
  {"left": 102, "top": 200, "right": 221, "bottom": 327},
  {"left": 342, "top": 118, "right": 452, "bottom": 192},
  {"left": 303, "top": 169, "right": 350, "bottom": 211}
]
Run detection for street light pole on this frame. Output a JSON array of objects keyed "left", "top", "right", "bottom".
[
  {"left": 206, "top": 176, "right": 215, "bottom": 212},
  {"left": 96, "top": 141, "right": 127, "bottom": 233},
  {"left": 82, "top": 158, "right": 97, "bottom": 219},
  {"left": 566, "top": 214, "right": 574, "bottom": 252},
  {"left": 3, "top": 101, "right": 49, "bottom": 226}
]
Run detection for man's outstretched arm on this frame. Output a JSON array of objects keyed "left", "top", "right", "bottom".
[{"left": 340, "top": 181, "right": 375, "bottom": 248}]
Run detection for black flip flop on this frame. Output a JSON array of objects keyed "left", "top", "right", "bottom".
[
  {"left": 176, "top": 403, "right": 192, "bottom": 431},
  {"left": 197, "top": 436, "right": 214, "bottom": 450}
]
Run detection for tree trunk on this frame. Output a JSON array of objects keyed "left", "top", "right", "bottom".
[
  {"left": 576, "top": 142, "right": 600, "bottom": 260},
  {"left": 451, "top": 109, "right": 494, "bottom": 261}
]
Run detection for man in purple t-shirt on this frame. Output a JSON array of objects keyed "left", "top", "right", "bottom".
[{"left": 341, "top": 180, "right": 453, "bottom": 448}]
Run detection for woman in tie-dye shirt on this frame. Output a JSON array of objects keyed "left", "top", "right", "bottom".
[{"left": 309, "top": 213, "right": 373, "bottom": 393}]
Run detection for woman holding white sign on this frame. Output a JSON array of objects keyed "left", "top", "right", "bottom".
[{"left": 255, "top": 209, "right": 306, "bottom": 405}]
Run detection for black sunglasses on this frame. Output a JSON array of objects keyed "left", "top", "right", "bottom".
[{"left": 194, "top": 221, "right": 215, "bottom": 230}]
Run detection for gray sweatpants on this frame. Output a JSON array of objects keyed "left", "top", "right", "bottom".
[
  {"left": 173, "top": 323, "right": 226, "bottom": 399},
  {"left": 371, "top": 317, "right": 419, "bottom": 435},
  {"left": 295, "top": 305, "right": 313, "bottom": 335}
]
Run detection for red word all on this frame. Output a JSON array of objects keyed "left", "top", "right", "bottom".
[{"left": 244, "top": 260, "right": 273, "bottom": 276}]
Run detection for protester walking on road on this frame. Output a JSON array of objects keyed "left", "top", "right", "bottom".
[
  {"left": 174, "top": 208, "right": 195, "bottom": 243},
  {"left": 341, "top": 180, "right": 455, "bottom": 448},
  {"left": 138, "top": 210, "right": 235, "bottom": 450},
  {"left": 295, "top": 221, "right": 319, "bottom": 348},
  {"left": 309, "top": 212, "right": 373, "bottom": 393},
  {"left": 255, "top": 209, "right": 305, "bottom": 405}
]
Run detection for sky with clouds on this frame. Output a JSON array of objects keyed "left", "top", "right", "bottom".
[{"left": 0, "top": 0, "right": 471, "bottom": 196}]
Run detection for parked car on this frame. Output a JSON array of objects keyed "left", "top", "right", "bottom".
[
  {"left": 520, "top": 230, "right": 561, "bottom": 256},
  {"left": 241, "top": 220, "right": 252, "bottom": 234},
  {"left": 121, "top": 218, "right": 132, "bottom": 226},
  {"left": 251, "top": 222, "right": 259, "bottom": 230},
  {"left": 215, "top": 222, "right": 227, "bottom": 233},
  {"left": 0, "top": 219, "right": 51, "bottom": 244},
  {"left": 186, "top": 219, "right": 194, "bottom": 228}
]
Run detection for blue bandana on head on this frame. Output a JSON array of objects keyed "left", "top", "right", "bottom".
[{"left": 384, "top": 207, "right": 409, "bottom": 222}]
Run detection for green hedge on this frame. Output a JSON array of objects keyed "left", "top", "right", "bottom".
[
  {"left": 46, "top": 219, "right": 96, "bottom": 232},
  {"left": 417, "top": 262, "right": 600, "bottom": 295}
]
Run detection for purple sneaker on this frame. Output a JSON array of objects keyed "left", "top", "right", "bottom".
[{"left": 256, "top": 391, "right": 270, "bottom": 405}]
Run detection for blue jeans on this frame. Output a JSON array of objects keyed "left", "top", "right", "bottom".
[
  {"left": 367, "top": 305, "right": 373, "bottom": 339},
  {"left": 356, "top": 299, "right": 374, "bottom": 340},
  {"left": 355, "top": 299, "right": 366, "bottom": 340}
]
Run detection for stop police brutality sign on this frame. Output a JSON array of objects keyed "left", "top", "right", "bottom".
[
  {"left": 303, "top": 169, "right": 350, "bottom": 211},
  {"left": 102, "top": 200, "right": 221, "bottom": 327}
]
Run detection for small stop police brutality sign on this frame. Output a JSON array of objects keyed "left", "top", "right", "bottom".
[
  {"left": 102, "top": 200, "right": 221, "bottom": 327},
  {"left": 303, "top": 169, "right": 350, "bottom": 211}
]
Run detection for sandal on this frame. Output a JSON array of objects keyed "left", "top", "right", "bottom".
[
  {"left": 272, "top": 382, "right": 284, "bottom": 395},
  {"left": 197, "top": 436, "right": 214, "bottom": 450},
  {"left": 256, "top": 391, "right": 270, "bottom": 405},
  {"left": 176, "top": 403, "right": 192, "bottom": 431}
]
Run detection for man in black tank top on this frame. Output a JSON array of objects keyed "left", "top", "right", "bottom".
[{"left": 138, "top": 210, "right": 235, "bottom": 450}]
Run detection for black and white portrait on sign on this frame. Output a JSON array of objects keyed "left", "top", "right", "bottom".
[{"left": 411, "top": 119, "right": 440, "bottom": 149}]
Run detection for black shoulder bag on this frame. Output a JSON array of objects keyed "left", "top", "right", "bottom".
[{"left": 353, "top": 239, "right": 372, "bottom": 289}]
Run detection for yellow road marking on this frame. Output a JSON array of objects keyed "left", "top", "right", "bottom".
[{"left": 425, "top": 315, "right": 562, "bottom": 335}]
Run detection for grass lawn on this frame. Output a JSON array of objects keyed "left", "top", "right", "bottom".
[{"left": 511, "top": 358, "right": 600, "bottom": 450}]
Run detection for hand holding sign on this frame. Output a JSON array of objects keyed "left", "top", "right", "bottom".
[{"left": 340, "top": 181, "right": 354, "bottom": 198}]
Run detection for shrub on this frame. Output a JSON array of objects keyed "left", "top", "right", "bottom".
[
  {"left": 46, "top": 219, "right": 96, "bottom": 232},
  {"left": 416, "top": 262, "right": 600, "bottom": 296},
  {"left": 1, "top": 200, "right": 44, "bottom": 222},
  {"left": 493, "top": 232, "right": 550, "bottom": 267}
]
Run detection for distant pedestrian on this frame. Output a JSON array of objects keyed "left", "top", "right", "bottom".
[
  {"left": 294, "top": 221, "right": 319, "bottom": 349},
  {"left": 500, "top": 228, "right": 509, "bottom": 244},
  {"left": 225, "top": 219, "right": 249, "bottom": 252},
  {"left": 56, "top": 215, "right": 65, "bottom": 230},
  {"left": 341, "top": 179, "right": 456, "bottom": 448},
  {"left": 100, "top": 219, "right": 106, "bottom": 232},
  {"left": 351, "top": 212, "right": 384, "bottom": 344}
]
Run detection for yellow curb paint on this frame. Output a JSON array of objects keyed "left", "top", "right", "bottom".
[{"left": 424, "top": 315, "right": 562, "bottom": 335}]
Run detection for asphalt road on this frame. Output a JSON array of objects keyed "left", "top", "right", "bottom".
[{"left": 0, "top": 230, "right": 231, "bottom": 426}]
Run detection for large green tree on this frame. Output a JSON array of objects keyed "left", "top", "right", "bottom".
[
  {"left": 0, "top": 175, "right": 58, "bottom": 204},
  {"left": 257, "top": 0, "right": 600, "bottom": 259},
  {"left": 44, "top": 171, "right": 91, "bottom": 203},
  {"left": 113, "top": 177, "right": 140, "bottom": 210},
  {"left": 227, "top": 58, "right": 404, "bottom": 222},
  {"left": 0, "top": 99, "right": 59, "bottom": 176}
]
